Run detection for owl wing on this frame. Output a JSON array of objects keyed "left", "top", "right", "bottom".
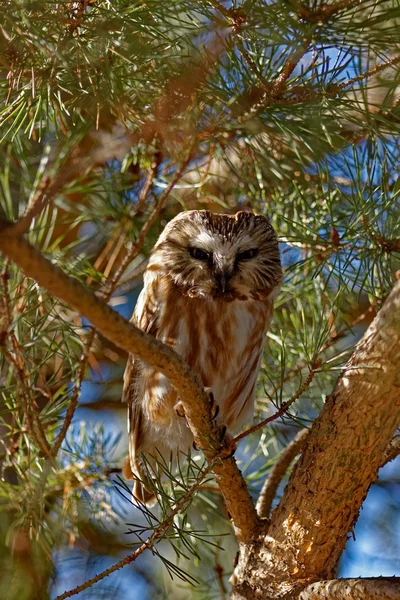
[{"left": 122, "top": 277, "right": 160, "bottom": 503}]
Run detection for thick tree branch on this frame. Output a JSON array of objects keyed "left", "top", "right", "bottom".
[
  {"left": 0, "top": 219, "right": 259, "bottom": 542},
  {"left": 254, "top": 422, "right": 400, "bottom": 526},
  {"left": 270, "top": 280, "right": 400, "bottom": 574},
  {"left": 255, "top": 429, "right": 400, "bottom": 524},
  {"left": 232, "top": 281, "right": 400, "bottom": 598},
  {"left": 298, "top": 578, "right": 400, "bottom": 600}
]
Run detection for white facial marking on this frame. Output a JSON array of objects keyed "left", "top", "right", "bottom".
[
  {"left": 191, "top": 231, "right": 254, "bottom": 256},
  {"left": 191, "top": 230, "right": 216, "bottom": 249}
]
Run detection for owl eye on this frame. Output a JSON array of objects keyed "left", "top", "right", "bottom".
[
  {"left": 237, "top": 248, "right": 258, "bottom": 261},
  {"left": 189, "top": 247, "right": 210, "bottom": 261}
]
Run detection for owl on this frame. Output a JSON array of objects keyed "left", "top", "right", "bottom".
[{"left": 122, "top": 210, "right": 282, "bottom": 504}]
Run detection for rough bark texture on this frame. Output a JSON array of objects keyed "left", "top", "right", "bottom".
[
  {"left": 298, "top": 578, "right": 400, "bottom": 600},
  {"left": 231, "top": 281, "right": 400, "bottom": 599}
]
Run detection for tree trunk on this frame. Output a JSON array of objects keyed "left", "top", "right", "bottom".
[{"left": 231, "top": 281, "right": 400, "bottom": 599}]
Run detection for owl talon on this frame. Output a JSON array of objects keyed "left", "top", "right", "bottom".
[
  {"left": 221, "top": 433, "right": 236, "bottom": 458},
  {"left": 221, "top": 447, "right": 236, "bottom": 459},
  {"left": 174, "top": 402, "right": 186, "bottom": 418},
  {"left": 219, "top": 425, "right": 227, "bottom": 441},
  {"left": 203, "top": 388, "right": 220, "bottom": 421},
  {"left": 192, "top": 441, "right": 199, "bottom": 451},
  {"left": 204, "top": 387, "right": 215, "bottom": 407}
]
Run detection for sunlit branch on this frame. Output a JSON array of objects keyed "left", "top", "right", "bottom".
[
  {"left": 0, "top": 214, "right": 259, "bottom": 543},
  {"left": 298, "top": 577, "right": 400, "bottom": 600}
]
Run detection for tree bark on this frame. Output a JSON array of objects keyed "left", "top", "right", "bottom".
[
  {"left": 298, "top": 578, "right": 400, "bottom": 600},
  {"left": 231, "top": 281, "right": 400, "bottom": 599}
]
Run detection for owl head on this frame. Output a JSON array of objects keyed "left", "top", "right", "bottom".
[{"left": 149, "top": 210, "right": 282, "bottom": 300}]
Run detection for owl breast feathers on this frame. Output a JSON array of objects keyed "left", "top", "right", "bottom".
[{"left": 122, "top": 210, "right": 282, "bottom": 504}]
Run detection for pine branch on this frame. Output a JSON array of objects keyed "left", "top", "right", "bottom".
[
  {"left": 51, "top": 328, "right": 96, "bottom": 457},
  {"left": 360, "top": 215, "right": 400, "bottom": 253},
  {"left": 54, "top": 460, "right": 215, "bottom": 600},
  {"left": 338, "top": 54, "right": 400, "bottom": 92},
  {"left": 10, "top": 175, "right": 51, "bottom": 236},
  {"left": 233, "top": 361, "right": 321, "bottom": 445},
  {"left": 0, "top": 214, "right": 259, "bottom": 543},
  {"left": 0, "top": 262, "right": 53, "bottom": 460},
  {"left": 295, "top": 0, "right": 365, "bottom": 23}
]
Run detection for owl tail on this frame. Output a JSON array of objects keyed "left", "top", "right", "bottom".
[{"left": 122, "top": 455, "right": 157, "bottom": 506}]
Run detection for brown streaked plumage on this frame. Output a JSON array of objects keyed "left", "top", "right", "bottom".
[{"left": 122, "top": 210, "right": 282, "bottom": 504}]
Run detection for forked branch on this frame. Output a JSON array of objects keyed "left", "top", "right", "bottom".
[{"left": 231, "top": 281, "right": 400, "bottom": 599}]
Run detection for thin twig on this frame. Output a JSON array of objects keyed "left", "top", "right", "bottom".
[
  {"left": 360, "top": 215, "right": 400, "bottom": 253},
  {"left": 258, "top": 306, "right": 374, "bottom": 409},
  {"left": 236, "top": 39, "right": 270, "bottom": 92},
  {"left": 54, "top": 460, "right": 214, "bottom": 599},
  {"left": 1, "top": 344, "right": 51, "bottom": 459},
  {"left": 0, "top": 262, "right": 53, "bottom": 459},
  {"left": 256, "top": 428, "right": 310, "bottom": 519},
  {"left": 67, "top": 0, "right": 96, "bottom": 34},
  {"left": 215, "top": 560, "right": 227, "bottom": 600},
  {"left": 233, "top": 361, "right": 321, "bottom": 445},
  {"left": 90, "top": 224, "right": 127, "bottom": 281},
  {"left": 0, "top": 129, "right": 133, "bottom": 240},
  {"left": 338, "top": 53, "right": 400, "bottom": 91},
  {"left": 51, "top": 329, "right": 96, "bottom": 456},
  {"left": 10, "top": 175, "right": 52, "bottom": 237},
  {"left": 135, "top": 162, "right": 158, "bottom": 216},
  {"left": 103, "top": 226, "right": 130, "bottom": 280},
  {"left": 272, "top": 41, "right": 311, "bottom": 98}
]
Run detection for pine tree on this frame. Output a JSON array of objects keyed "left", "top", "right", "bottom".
[{"left": 0, "top": 1, "right": 400, "bottom": 599}]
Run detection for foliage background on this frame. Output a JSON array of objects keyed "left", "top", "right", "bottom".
[{"left": 0, "top": 1, "right": 400, "bottom": 598}]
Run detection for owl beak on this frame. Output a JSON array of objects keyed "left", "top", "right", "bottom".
[{"left": 215, "top": 269, "right": 231, "bottom": 293}]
